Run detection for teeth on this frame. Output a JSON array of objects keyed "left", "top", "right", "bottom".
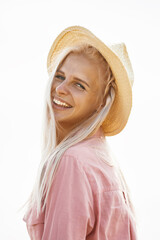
[{"left": 53, "top": 98, "right": 71, "bottom": 108}]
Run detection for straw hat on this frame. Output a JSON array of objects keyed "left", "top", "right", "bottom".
[{"left": 47, "top": 25, "right": 134, "bottom": 136}]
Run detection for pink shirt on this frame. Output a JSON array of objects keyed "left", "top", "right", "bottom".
[{"left": 23, "top": 128, "right": 138, "bottom": 240}]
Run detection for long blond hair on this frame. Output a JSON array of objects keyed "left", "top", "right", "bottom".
[{"left": 24, "top": 44, "right": 137, "bottom": 225}]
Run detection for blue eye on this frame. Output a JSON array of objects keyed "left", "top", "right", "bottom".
[
  {"left": 76, "top": 83, "right": 85, "bottom": 90},
  {"left": 55, "top": 75, "right": 65, "bottom": 80}
]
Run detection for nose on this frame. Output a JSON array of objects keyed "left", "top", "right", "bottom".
[{"left": 55, "top": 80, "right": 69, "bottom": 96}]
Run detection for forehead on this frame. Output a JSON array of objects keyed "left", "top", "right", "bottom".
[{"left": 58, "top": 53, "right": 102, "bottom": 85}]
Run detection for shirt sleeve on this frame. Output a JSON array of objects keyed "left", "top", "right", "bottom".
[{"left": 42, "top": 154, "right": 95, "bottom": 240}]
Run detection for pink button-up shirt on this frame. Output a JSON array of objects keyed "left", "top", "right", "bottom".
[{"left": 23, "top": 128, "right": 138, "bottom": 240}]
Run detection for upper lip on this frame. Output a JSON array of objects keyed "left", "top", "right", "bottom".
[{"left": 52, "top": 96, "right": 72, "bottom": 107}]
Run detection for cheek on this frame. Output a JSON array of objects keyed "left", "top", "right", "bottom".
[
  {"left": 51, "top": 82, "right": 55, "bottom": 92},
  {"left": 71, "top": 88, "right": 86, "bottom": 99},
  {"left": 51, "top": 81, "right": 60, "bottom": 96},
  {"left": 76, "top": 93, "right": 98, "bottom": 113},
  {"left": 51, "top": 81, "right": 58, "bottom": 90}
]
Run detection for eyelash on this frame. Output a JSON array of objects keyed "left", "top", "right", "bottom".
[
  {"left": 55, "top": 75, "right": 85, "bottom": 90},
  {"left": 76, "top": 83, "right": 85, "bottom": 90},
  {"left": 55, "top": 75, "right": 65, "bottom": 81}
]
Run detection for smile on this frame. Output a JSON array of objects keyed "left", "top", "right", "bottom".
[{"left": 53, "top": 98, "right": 72, "bottom": 108}]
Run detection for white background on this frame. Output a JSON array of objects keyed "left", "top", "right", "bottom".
[{"left": 0, "top": 0, "right": 160, "bottom": 239}]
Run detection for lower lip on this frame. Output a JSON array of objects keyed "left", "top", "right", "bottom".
[{"left": 52, "top": 101, "right": 72, "bottom": 110}]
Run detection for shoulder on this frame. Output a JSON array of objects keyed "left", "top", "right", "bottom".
[
  {"left": 54, "top": 141, "right": 93, "bottom": 177},
  {"left": 60, "top": 127, "right": 108, "bottom": 167},
  {"left": 62, "top": 138, "right": 102, "bottom": 165},
  {"left": 58, "top": 138, "right": 121, "bottom": 193},
  {"left": 61, "top": 136, "right": 113, "bottom": 172}
]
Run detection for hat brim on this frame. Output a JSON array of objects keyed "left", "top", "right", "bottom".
[{"left": 47, "top": 26, "right": 132, "bottom": 136}]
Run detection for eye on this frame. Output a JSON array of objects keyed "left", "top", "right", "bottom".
[
  {"left": 55, "top": 75, "right": 65, "bottom": 81},
  {"left": 75, "top": 83, "right": 85, "bottom": 90}
]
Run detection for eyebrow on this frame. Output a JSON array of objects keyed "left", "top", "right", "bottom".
[{"left": 56, "top": 70, "right": 90, "bottom": 88}]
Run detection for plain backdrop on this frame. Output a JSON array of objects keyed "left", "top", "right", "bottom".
[{"left": 0, "top": 0, "right": 160, "bottom": 239}]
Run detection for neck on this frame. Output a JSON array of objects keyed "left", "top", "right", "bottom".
[
  {"left": 56, "top": 125, "right": 73, "bottom": 145},
  {"left": 55, "top": 121, "right": 83, "bottom": 145},
  {"left": 56, "top": 124, "right": 104, "bottom": 146}
]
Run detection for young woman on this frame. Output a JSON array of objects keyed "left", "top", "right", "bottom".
[{"left": 23, "top": 26, "right": 138, "bottom": 240}]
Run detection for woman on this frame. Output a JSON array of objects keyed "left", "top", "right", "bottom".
[{"left": 23, "top": 26, "right": 138, "bottom": 240}]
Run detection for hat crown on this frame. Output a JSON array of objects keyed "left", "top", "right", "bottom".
[{"left": 109, "top": 42, "right": 134, "bottom": 86}]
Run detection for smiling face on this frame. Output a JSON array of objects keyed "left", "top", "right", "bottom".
[{"left": 51, "top": 53, "right": 106, "bottom": 132}]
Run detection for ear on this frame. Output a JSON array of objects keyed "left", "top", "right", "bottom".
[
  {"left": 96, "top": 92, "right": 108, "bottom": 113},
  {"left": 101, "top": 86, "right": 110, "bottom": 108}
]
